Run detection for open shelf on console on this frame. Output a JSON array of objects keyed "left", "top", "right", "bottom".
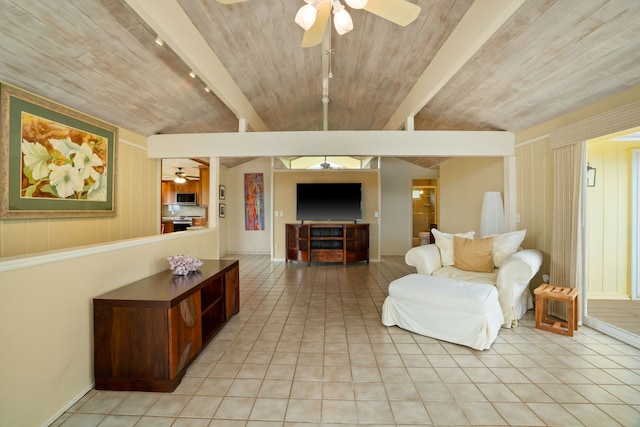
[{"left": 286, "top": 223, "right": 369, "bottom": 266}]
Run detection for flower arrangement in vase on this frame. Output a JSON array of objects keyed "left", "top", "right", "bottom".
[{"left": 167, "top": 254, "right": 203, "bottom": 276}]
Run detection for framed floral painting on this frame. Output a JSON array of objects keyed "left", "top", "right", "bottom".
[{"left": 0, "top": 84, "right": 117, "bottom": 218}]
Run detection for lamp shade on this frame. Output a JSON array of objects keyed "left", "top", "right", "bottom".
[
  {"left": 332, "top": 3, "right": 353, "bottom": 35},
  {"left": 295, "top": 3, "right": 318, "bottom": 30},
  {"left": 345, "top": 0, "right": 368, "bottom": 9},
  {"left": 480, "top": 191, "right": 504, "bottom": 237}
]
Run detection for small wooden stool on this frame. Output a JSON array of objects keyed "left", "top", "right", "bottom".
[{"left": 534, "top": 284, "right": 579, "bottom": 336}]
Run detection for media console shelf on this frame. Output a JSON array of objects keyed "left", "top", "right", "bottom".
[
  {"left": 286, "top": 223, "right": 369, "bottom": 266},
  {"left": 93, "top": 259, "right": 239, "bottom": 392}
]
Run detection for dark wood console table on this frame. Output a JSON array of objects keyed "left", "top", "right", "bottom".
[
  {"left": 286, "top": 223, "right": 369, "bottom": 266},
  {"left": 93, "top": 259, "right": 239, "bottom": 392}
]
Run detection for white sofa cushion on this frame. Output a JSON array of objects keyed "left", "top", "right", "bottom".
[
  {"left": 388, "top": 274, "right": 498, "bottom": 315},
  {"left": 383, "top": 274, "right": 504, "bottom": 350},
  {"left": 432, "top": 266, "right": 497, "bottom": 285},
  {"left": 431, "top": 229, "right": 475, "bottom": 266},
  {"left": 491, "top": 229, "right": 527, "bottom": 267},
  {"left": 433, "top": 228, "right": 526, "bottom": 268}
]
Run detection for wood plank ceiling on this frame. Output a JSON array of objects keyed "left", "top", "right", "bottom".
[{"left": 0, "top": 0, "right": 639, "bottom": 169}]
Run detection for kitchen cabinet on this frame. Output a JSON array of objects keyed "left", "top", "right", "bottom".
[
  {"left": 161, "top": 219, "right": 174, "bottom": 234},
  {"left": 184, "top": 180, "right": 199, "bottom": 194},
  {"left": 161, "top": 181, "right": 174, "bottom": 205},
  {"left": 199, "top": 165, "right": 209, "bottom": 207},
  {"left": 161, "top": 180, "right": 199, "bottom": 205}
]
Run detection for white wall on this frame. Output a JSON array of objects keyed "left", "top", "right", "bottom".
[
  {"left": 380, "top": 158, "right": 439, "bottom": 255},
  {"left": 0, "top": 229, "right": 219, "bottom": 427},
  {"left": 222, "top": 157, "right": 507, "bottom": 258},
  {"left": 224, "top": 158, "right": 272, "bottom": 255},
  {"left": 217, "top": 165, "right": 229, "bottom": 256},
  {"left": 224, "top": 158, "right": 437, "bottom": 259},
  {"left": 439, "top": 157, "right": 504, "bottom": 234},
  {"left": 272, "top": 169, "right": 381, "bottom": 261}
]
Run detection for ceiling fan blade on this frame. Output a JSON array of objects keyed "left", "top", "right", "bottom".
[
  {"left": 301, "top": 2, "right": 331, "bottom": 48},
  {"left": 363, "top": 0, "right": 421, "bottom": 27},
  {"left": 217, "top": 0, "right": 250, "bottom": 4}
]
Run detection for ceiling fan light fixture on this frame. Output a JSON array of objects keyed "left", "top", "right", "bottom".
[
  {"left": 174, "top": 167, "right": 189, "bottom": 184},
  {"left": 332, "top": 1, "right": 353, "bottom": 35},
  {"left": 320, "top": 156, "right": 331, "bottom": 169},
  {"left": 344, "top": 0, "right": 368, "bottom": 9},
  {"left": 295, "top": 2, "right": 318, "bottom": 30}
]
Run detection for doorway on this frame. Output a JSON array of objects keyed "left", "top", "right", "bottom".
[
  {"left": 585, "top": 128, "right": 640, "bottom": 340},
  {"left": 411, "top": 179, "right": 438, "bottom": 246}
]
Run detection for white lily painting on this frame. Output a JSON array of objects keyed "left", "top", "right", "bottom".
[{"left": 20, "top": 112, "right": 108, "bottom": 201}]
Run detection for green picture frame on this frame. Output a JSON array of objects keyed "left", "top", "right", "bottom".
[{"left": 0, "top": 84, "right": 118, "bottom": 218}]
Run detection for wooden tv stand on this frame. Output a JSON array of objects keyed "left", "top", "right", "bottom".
[
  {"left": 93, "top": 259, "right": 239, "bottom": 392},
  {"left": 286, "top": 223, "right": 369, "bottom": 266}
]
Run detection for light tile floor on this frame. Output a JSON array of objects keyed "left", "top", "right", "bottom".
[{"left": 53, "top": 255, "right": 640, "bottom": 426}]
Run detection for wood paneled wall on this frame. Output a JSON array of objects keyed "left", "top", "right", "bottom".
[
  {"left": 586, "top": 138, "right": 640, "bottom": 299},
  {"left": 515, "top": 136, "right": 554, "bottom": 287},
  {"left": 0, "top": 138, "right": 159, "bottom": 258}
]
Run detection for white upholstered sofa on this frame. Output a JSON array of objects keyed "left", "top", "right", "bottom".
[
  {"left": 382, "top": 229, "right": 542, "bottom": 350},
  {"left": 402, "top": 229, "right": 543, "bottom": 328}
]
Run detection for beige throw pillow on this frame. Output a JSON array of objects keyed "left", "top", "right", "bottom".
[
  {"left": 453, "top": 236, "right": 495, "bottom": 273},
  {"left": 432, "top": 229, "right": 475, "bottom": 266}
]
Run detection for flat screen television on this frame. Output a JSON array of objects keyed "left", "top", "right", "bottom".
[{"left": 296, "top": 183, "right": 362, "bottom": 222}]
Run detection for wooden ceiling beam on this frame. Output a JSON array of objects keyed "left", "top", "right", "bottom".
[
  {"left": 384, "top": 0, "right": 526, "bottom": 130},
  {"left": 148, "top": 130, "right": 514, "bottom": 159}
]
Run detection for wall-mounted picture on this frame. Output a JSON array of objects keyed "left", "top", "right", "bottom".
[
  {"left": 244, "top": 172, "right": 264, "bottom": 230},
  {"left": 219, "top": 203, "right": 226, "bottom": 218},
  {"left": 219, "top": 184, "right": 226, "bottom": 200},
  {"left": 0, "top": 84, "right": 118, "bottom": 218}
]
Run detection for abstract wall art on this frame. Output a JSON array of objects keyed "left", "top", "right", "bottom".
[{"left": 244, "top": 172, "right": 264, "bottom": 230}]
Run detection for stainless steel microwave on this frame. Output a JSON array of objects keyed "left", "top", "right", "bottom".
[{"left": 176, "top": 192, "right": 197, "bottom": 205}]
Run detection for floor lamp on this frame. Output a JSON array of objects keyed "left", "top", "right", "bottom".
[{"left": 480, "top": 191, "right": 504, "bottom": 237}]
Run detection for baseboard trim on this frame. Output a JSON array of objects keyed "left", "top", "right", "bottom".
[
  {"left": 42, "top": 384, "right": 94, "bottom": 427},
  {"left": 583, "top": 316, "right": 640, "bottom": 349}
]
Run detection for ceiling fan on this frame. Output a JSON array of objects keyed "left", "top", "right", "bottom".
[
  {"left": 172, "top": 167, "right": 199, "bottom": 184},
  {"left": 216, "top": 0, "right": 421, "bottom": 47}
]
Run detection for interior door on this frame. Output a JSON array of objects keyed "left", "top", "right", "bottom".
[{"left": 411, "top": 179, "right": 438, "bottom": 246}]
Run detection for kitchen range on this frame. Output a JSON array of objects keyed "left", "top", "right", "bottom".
[
  {"left": 161, "top": 201, "right": 207, "bottom": 233},
  {"left": 172, "top": 217, "right": 194, "bottom": 232},
  {"left": 161, "top": 215, "right": 207, "bottom": 233}
]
